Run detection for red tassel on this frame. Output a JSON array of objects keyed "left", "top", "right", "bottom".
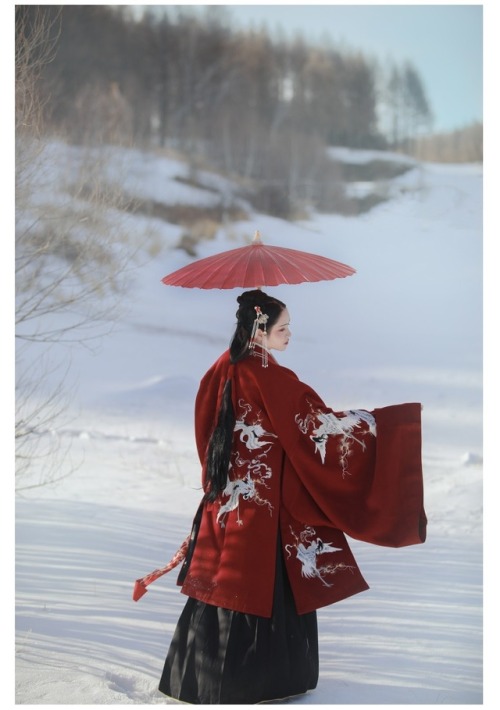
[
  {"left": 133, "top": 579, "right": 148, "bottom": 601},
  {"left": 132, "top": 535, "right": 190, "bottom": 601}
]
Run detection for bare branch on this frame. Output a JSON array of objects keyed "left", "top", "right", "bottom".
[{"left": 15, "top": 8, "right": 138, "bottom": 489}]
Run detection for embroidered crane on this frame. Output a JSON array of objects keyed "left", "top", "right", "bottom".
[
  {"left": 295, "top": 405, "right": 376, "bottom": 472},
  {"left": 234, "top": 399, "right": 277, "bottom": 451},
  {"left": 234, "top": 420, "right": 277, "bottom": 451},
  {"left": 217, "top": 473, "right": 273, "bottom": 527},
  {"left": 285, "top": 525, "right": 344, "bottom": 587}
]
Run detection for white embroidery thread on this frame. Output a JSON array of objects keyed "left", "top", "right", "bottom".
[
  {"left": 285, "top": 525, "right": 352, "bottom": 587},
  {"left": 295, "top": 404, "right": 376, "bottom": 475},
  {"left": 217, "top": 400, "right": 276, "bottom": 527}
]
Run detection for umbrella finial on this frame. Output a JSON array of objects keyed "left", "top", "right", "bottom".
[{"left": 253, "top": 230, "right": 262, "bottom": 244}]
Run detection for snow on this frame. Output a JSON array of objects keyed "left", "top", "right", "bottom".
[
  {"left": 12, "top": 142, "right": 487, "bottom": 705},
  {"left": 328, "top": 145, "right": 419, "bottom": 166}
]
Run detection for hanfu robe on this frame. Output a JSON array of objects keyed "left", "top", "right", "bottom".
[{"left": 179, "top": 347, "right": 426, "bottom": 618}]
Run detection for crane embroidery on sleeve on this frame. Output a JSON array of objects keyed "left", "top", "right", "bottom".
[{"left": 295, "top": 403, "right": 376, "bottom": 475}]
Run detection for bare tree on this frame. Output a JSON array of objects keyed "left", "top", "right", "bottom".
[
  {"left": 15, "top": 7, "right": 135, "bottom": 490},
  {"left": 399, "top": 62, "right": 433, "bottom": 151},
  {"left": 381, "top": 60, "right": 432, "bottom": 150},
  {"left": 412, "top": 122, "right": 482, "bottom": 163}
]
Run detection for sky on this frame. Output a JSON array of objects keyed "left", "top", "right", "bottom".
[{"left": 172, "top": 1, "right": 483, "bottom": 134}]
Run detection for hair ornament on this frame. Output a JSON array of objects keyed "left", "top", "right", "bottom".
[{"left": 249, "top": 305, "right": 269, "bottom": 367}]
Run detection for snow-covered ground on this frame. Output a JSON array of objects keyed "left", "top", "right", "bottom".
[{"left": 13, "top": 143, "right": 485, "bottom": 705}]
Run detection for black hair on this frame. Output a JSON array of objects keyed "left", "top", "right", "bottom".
[{"left": 203, "top": 290, "right": 286, "bottom": 502}]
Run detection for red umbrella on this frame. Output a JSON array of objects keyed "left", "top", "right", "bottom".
[{"left": 162, "top": 231, "right": 355, "bottom": 289}]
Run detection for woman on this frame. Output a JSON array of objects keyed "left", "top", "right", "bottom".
[{"left": 158, "top": 289, "right": 426, "bottom": 704}]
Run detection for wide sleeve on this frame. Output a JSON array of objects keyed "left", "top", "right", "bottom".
[{"left": 258, "top": 363, "right": 427, "bottom": 548}]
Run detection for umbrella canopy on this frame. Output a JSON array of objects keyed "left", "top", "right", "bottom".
[{"left": 162, "top": 231, "right": 355, "bottom": 289}]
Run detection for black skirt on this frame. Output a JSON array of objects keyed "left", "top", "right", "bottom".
[{"left": 158, "top": 538, "right": 319, "bottom": 704}]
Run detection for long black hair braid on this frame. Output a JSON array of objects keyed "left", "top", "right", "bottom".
[{"left": 203, "top": 290, "right": 286, "bottom": 502}]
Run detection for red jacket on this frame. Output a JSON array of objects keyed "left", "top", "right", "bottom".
[{"left": 179, "top": 348, "right": 426, "bottom": 618}]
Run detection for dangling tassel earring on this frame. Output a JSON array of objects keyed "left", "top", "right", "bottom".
[
  {"left": 249, "top": 306, "right": 269, "bottom": 368},
  {"left": 261, "top": 330, "right": 268, "bottom": 368}
]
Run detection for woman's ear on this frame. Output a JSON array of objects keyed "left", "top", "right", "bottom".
[{"left": 254, "top": 328, "right": 264, "bottom": 343}]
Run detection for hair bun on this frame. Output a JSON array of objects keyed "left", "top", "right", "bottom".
[{"left": 237, "top": 289, "right": 267, "bottom": 306}]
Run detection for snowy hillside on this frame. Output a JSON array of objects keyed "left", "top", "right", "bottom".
[{"left": 14, "top": 142, "right": 484, "bottom": 704}]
